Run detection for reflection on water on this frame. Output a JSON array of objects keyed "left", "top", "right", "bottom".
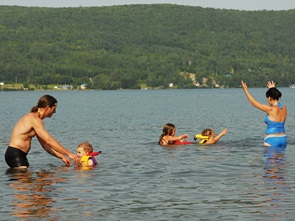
[
  {"left": 6, "top": 167, "right": 66, "bottom": 219},
  {"left": 1, "top": 89, "right": 295, "bottom": 220},
  {"left": 261, "top": 147, "right": 291, "bottom": 220}
]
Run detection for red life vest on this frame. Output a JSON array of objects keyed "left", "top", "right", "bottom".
[{"left": 173, "top": 140, "right": 194, "bottom": 145}]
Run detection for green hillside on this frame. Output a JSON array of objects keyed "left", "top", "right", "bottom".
[{"left": 1, "top": 4, "right": 295, "bottom": 90}]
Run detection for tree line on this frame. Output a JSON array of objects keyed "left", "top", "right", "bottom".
[{"left": 0, "top": 4, "right": 295, "bottom": 90}]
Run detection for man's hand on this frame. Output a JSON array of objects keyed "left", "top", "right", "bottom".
[
  {"left": 61, "top": 156, "right": 72, "bottom": 166},
  {"left": 69, "top": 153, "right": 80, "bottom": 165}
]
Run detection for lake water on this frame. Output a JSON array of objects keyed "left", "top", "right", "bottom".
[{"left": 1, "top": 88, "right": 295, "bottom": 220}]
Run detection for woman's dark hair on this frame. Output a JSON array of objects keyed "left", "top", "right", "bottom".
[
  {"left": 266, "top": 88, "right": 282, "bottom": 100},
  {"left": 31, "top": 95, "right": 57, "bottom": 113}
]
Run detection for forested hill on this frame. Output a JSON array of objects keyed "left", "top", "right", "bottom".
[{"left": 1, "top": 5, "right": 295, "bottom": 89}]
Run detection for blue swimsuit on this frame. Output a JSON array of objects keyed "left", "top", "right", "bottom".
[
  {"left": 264, "top": 115, "right": 285, "bottom": 134},
  {"left": 264, "top": 102, "right": 286, "bottom": 148}
]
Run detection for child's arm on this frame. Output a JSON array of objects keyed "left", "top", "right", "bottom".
[
  {"left": 213, "top": 128, "right": 227, "bottom": 143},
  {"left": 166, "top": 134, "right": 189, "bottom": 142},
  {"left": 88, "top": 159, "right": 94, "bottom": 166}
]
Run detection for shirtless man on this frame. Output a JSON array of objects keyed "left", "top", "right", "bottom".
[{"left": 5, "top": 95, "right": 79, "bottom": 168}]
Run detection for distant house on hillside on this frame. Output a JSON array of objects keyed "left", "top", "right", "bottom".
[
  {"left": 180, "top": 72, "right": 199, "bottom": 86},
  {"left": 62, "top": 84, "right": 72, "bottom": 90},
  {"left": 80, "top": 84, "right": 87, "bottom": 90}
]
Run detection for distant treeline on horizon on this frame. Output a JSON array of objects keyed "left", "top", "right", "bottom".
[{"left": 0, "top": 4, "right": 295, "bottom": 90}]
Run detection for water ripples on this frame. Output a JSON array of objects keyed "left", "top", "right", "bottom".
[{"left": 1, "top": 89, "right": 295, "bottom": 220}]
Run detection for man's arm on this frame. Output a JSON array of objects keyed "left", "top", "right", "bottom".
[
  {"left": 32, "top": 116, "right": 78, "bottom": 163},
  {"left": 37, "top": 136, "right": 71, "bottom": 166}
]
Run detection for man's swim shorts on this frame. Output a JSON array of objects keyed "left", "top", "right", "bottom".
[{"left": 5, "top": 146, "right": 29, "bottom": 168}]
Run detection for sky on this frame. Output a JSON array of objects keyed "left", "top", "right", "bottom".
[{"left": 1, "top": 0, "right": 295, "bottom": 11}]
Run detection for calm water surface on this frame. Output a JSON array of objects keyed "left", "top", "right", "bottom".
[{"left": 1, "top": 88, "right": 295, "bottom": 220}]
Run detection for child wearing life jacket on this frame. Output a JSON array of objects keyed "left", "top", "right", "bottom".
[
  {"left": 194, "top": 128, "right": 227, "bottom": 144},
  {"left": 76, "top": 141, "right": 101, "bottom": 166},
  {"left": 159, "top": 123, "right": 192, "bottom": 145}
]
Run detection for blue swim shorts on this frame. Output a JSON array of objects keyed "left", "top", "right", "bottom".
[{"left": 264, "top": 134, "right": 287, "bottom": 148}]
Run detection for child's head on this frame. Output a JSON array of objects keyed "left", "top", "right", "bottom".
[
  {"left": 76, "top": 141, "right": 93, "bottom": 157},
  {"left": 162, "top": 123, "right": 176, "bottom": 136},
  {"left": 201, "top": 129, "right": 215, "bottom": 138}
]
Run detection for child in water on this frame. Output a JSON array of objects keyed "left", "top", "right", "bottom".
[
  {"left": 159, "top": 123, "right": 191, "bottom": 145},
  {"left": 76, "top": 141, "right": 101, "bottom": 166},
  {"left": 195, "top": 128, "right": 227, "bottom": 144}
]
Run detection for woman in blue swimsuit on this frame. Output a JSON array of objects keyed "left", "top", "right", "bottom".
[{"left": 241, "top": 80, "right": 287, "bottom": 148}]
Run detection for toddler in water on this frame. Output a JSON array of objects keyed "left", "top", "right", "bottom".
[
  {"left": 76, "top": 141, "right": 101, "bottom": 166},
  {"left": 195, "top": 128, "right": 227, "bottom": 144},
  {"left": 159, "top": 123, "right": 191, "bottom": 145}
]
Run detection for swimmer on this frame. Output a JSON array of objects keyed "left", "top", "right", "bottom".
[
  {"left": 76, "top": 141, "right": 101, "bottom": 166},
  {"left": 158, "top": 123, "right": 190, "bottom": 146},
  {"left": 241, "top": 80, "right": 287, "bottom": 148},
  {"left": 5, "top": 95, "right": 79, "bottom": 168},
  {"left": 195, "top": 128, "right": 227, "bottom": 144}
]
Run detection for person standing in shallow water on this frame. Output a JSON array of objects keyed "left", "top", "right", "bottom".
[
  {"left": 241, "top": 81, "right": 287, "bottom": 148},
  {"left": 5, "top": 95, "right": 79, "bottom": 168}
]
